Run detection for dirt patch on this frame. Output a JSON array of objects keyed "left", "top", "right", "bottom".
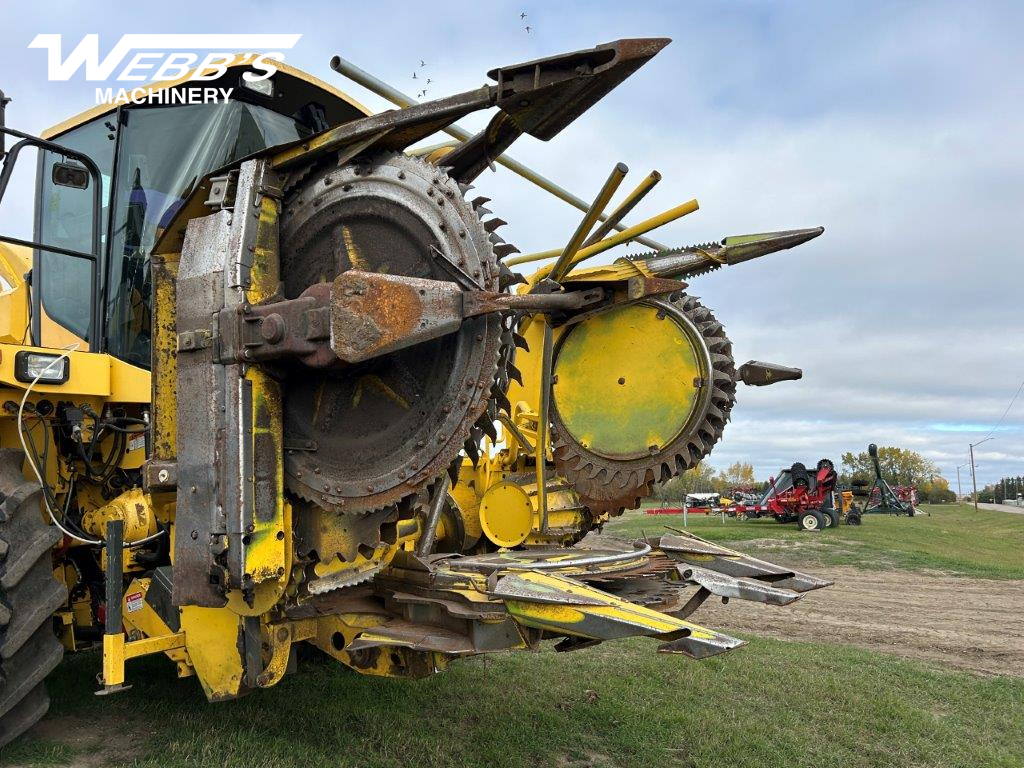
[
  {"left": 696, "top": 565, "right": 1024, "bottom": 677},
  {"left": 20, "top": 714, "right": 142, "bottom": 768}
]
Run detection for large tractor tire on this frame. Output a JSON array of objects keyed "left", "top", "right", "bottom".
[{"left": 0, "top": 449, "right": 66, "bottom": 749}]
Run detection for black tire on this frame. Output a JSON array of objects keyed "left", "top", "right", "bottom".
[
  {"left": 846, "top": 512, "right": 862, "bottom": 526},
  {"left": 798, "top": 509, "right": 825, "bottom": 532},
  {"left": 822, "top": 509, "right": 840, "bottom": 529},
  {"left": 0, "top": 449, "right": 66, "bottom": 749}
]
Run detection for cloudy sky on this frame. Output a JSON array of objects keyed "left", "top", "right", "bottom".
[{"left": 1, "top": 1, "right": 1020, "bottom": 488}]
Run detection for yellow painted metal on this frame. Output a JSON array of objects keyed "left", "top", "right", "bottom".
[
  {"left": 479, "top": 481, "right": 534, "bottom": 547},
  {"left": 150, "top": 254, "right": 178, "bottom": 465},
  {"left": 0, "top": 343, "right": 149, "bottom": 400},
  {"left": 101, "top": 632, "right": 127, "bottom": 687},
  {"left": 230, "top": 189, "right": 289, "bottom": 606},
  {"left": 552, "top": 303, "right": 704, "bottom": 458},
  {"left": 501, "top": 570, "right": 723, "bottom": 641},
  {"left": 548, "top": 163, "right": 628, "bottom": 283},
  {"left": 0, "top": 243, "right": 30, "bottom": 344},
  {"left": 179, "top": 606, "right": 245, "bottom": 701},
  {"left": 510, "top": 199, "right": 699, "bottom": 274},
  {"left": 81, "top": 488, "right": 157, "bottom": 541},
  {"left": 256, "top": 618, "right": 316, "bottom": 688}
]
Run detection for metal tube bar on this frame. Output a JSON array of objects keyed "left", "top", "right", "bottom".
[
  {"left": 547, "top": 163, "right": 628, "bottom": 284},
  {"left": 582, "top": 171, "right": 661, "bottom": 248},
  {"left": 528, "top": 199, "right": 700, "bottom": 280},
  {"left": 329, "top": 55, "right": 666, "bottom": 250},
  {"left": 507, "top": 540, "right": 652, "bottom": 571},
  {"left": 535, "top": 318, "right": 554, "bottom": 533},
  {"left": 416, "top": 475, "right": 451, "bottom": 556},
  {"left": 105, "top": 520, "right": 124, "bottom": 635}
]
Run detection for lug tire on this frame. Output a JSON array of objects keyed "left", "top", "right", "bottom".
[
  {"left": 0, "top": 449, "right": 66, "bottom": 749},
  {"left": 822, "top": 509, "right": 840, "bottom": 529}
]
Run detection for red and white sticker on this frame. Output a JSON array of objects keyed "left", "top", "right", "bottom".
[
  {"left": 125, "top": 591, "right": 144, "bottom": 613},
  {"left": 127, "top": 433, "right": 146, "bottom": 453}
]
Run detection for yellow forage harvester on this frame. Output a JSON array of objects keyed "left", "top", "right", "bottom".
[{"left": 0, "top": 38, "right": 827, "bottom": 747}]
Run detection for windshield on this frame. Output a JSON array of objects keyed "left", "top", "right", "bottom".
[
  {"left": 36, "top": 100, "right": 312, "bottom": 365},
  {"left": 105, "top": 102, "right": 311, "bottom": 366}
]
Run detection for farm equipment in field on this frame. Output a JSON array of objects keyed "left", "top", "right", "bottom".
[
  {"left": 734, "top": 459, "right": 847, "bottom": 530},
  {"left": 0, "top": 38, "right": 829, "bottom": 747},
  {"left": 850, "top": 444, "right": 918, "bottom": 516}
]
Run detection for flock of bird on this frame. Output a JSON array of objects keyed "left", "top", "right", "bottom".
[{"left": 411, "top": 12, "right": 531, "bottom": 101}]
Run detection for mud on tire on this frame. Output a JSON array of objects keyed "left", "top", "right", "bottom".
[{"left": 0, "top": 449, "right": 66, "bottom": 749}]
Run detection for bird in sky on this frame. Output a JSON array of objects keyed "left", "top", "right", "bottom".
[
  {"left": 412, "top": 71, "right": 417, "bottom": 79},
  {"left": 520, "top": 11, "right": 527, "bottom": 19},
  {"left": 420, "top": 59, "right": 425, "bottom": 67},
  {"left": 426, "top": 78, "right": 432, "bottom": 84},
  {"left": 525, "top": 25, "right": 532, "bottom": 33}
]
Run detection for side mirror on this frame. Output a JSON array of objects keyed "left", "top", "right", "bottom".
[{"left": 52, "top": 161, "right": 90, "bottom": 190}]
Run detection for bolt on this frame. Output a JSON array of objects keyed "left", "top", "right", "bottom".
[
  {"left": 157, "top": 469, "right": 169, "bottom": 483},
  {"left": 190, "top": 529, "right": 199, "bottom": 540}
]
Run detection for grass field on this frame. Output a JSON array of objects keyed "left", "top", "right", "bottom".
[
  {"left": 5, "top": 635, "right": 1023, "bottom": 768},
  {"left": 605, "top": 503, "right": 1024, "bottom": 579},
  {"left": 5, "top": 502, "right": 1023, "bottom": 768}
]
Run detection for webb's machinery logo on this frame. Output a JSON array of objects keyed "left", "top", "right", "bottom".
[{"left": 28, "top": 34, "right": 302, "bottom": 104}]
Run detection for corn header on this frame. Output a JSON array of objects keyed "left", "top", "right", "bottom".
[{"left": 0, "top": 38, "right": 826, "bottom": 747}]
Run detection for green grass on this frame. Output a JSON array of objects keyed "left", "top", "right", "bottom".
[
  {"left": 6, "top": 638, "right": 1023, "bottom": 768},
  {"left": 605, "top": 503, "right": 1024, "bottom": 579}
]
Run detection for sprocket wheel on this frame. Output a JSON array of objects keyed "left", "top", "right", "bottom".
[
  {"left": 550, "top": 293, "right": 737, "bottom": 514},
  {"left": 278, "top": 153, "right": 504, "bottom": 516}
]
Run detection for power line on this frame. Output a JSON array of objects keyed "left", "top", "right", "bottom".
[{"left": 983, "top": 377, "right": 1024, "bottom": 441}]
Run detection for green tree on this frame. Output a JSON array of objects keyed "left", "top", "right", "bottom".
[
  {"left": 841, "top": 446, "right": 939, "bottom": 486},
  {"left": 715, "top": 461, "right": 757, "bottom": 490}
]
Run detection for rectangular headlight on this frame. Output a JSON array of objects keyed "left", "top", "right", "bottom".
[
  {"left": 15, "top": 351, "right": 70, "bottom": 384},
  {"left": 242, "top": 76, "right": 274, "bottom": 97}
]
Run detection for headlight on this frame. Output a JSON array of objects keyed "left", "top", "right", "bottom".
[
  {"left": 15, "top": 351, "right": 70, "bottom": 384},
  {"left": 242, "top": 76, "right": 274, "bottom": 97}
]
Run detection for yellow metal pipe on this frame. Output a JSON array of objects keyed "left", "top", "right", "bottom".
[
  {"left": 582, "top": 171, "right": 661, "bottom": 248},
  {"left": 519, "top": 198, "right": 700, "bottom": 279},
  {"left": 548, "top": 163, "right": 629, "bottom": 283}
]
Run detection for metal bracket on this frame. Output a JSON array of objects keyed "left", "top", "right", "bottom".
[{"left": 205, "top": 171, "right": 239, "bottom": 210}]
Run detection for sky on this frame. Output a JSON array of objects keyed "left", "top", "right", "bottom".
[{"left": 0, "top": 0, "right": 1021, "bottom": 488}]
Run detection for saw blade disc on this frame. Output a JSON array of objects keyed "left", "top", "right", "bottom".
[
  {"left": 550, "top": 293, "right": 737, "bottom": 513},
  {"left": 279, "top": 153, "right": 501, "bottom": 514}
]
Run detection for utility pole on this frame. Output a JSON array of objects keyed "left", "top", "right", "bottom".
[
  {"left": 969, "top": 437, "right": 995, "bottom": 511},
  {"left": 956, "top": 463, "right": 966, "bottom": 503}
]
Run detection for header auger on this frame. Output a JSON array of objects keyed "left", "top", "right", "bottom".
[{"left": 0, "top": 38, "right": 826, "bottom": 747}]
